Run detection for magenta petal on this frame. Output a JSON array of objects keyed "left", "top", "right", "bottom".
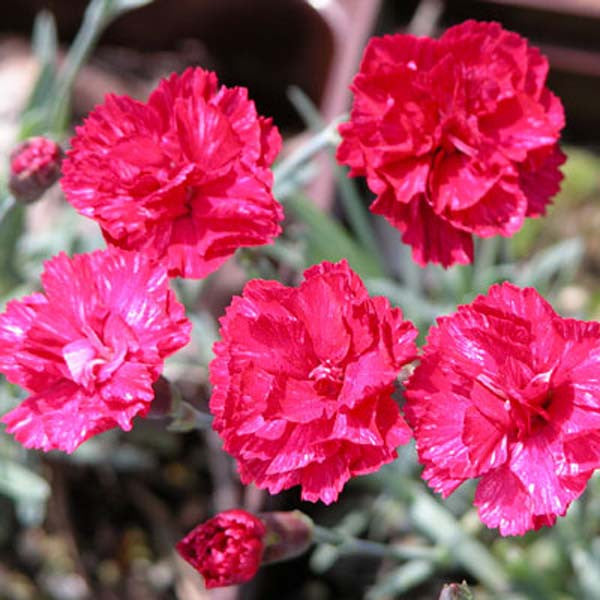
[
  {"left": 563, "top": 431, "right": 600, "bottom": 473},
  {"left": 62, "top": 338, "right": 97, "bottom": 387},
  {"left": 280, "top": 378, "right": 325, "bottom": 423},
  {"left": 406, "top": 281, "right": 600, "bottom": 535},
  {"left": 520, "top": 145, "right": 566, "bottom": 217},
  {"left": 463, "top": 405, "right": 508, "bottom": 474},
  {"left": 388, "top": 197, "right": 473, "bottom": 267},
  {"left": 289, "top": 272, "right": 351, "bottom": 364},
  {"left": 479, "top": 95, "right": 561, "bottom": 161},
  {"left": 338, "top": 22, "right": 565, "bottom": 268},
  {"left": 410, "top": 391, "right": 475, "bottom": 489},
  {"left": 448, "top": 178, "right": 527, "bottom": 237},
  {"left": 1, "top": 381, "right": 145, "bottom": 453},
  {"left": 381, "top": 157, "right": 430, "bottom": 203},
  {"left": 340, "top": 350, "right": 398, "bottom": 408},
  {"left": 0, "top": 249, "right": 191, "bottom": 453},
  {"left": 509, "top": 433, "right": 575, "bottom": 518},
  {"left": 430, "top": 152, "right": 500, "bottom": 212},
  {"left": 475, "top": 465, "right": 538, "bottom": 536},
  {"left": 174, "top": 97, "right": 240, "bottom": 170},
  {"left": 300, "top": 455, "right": 351, "bottom": 505},
  {"left": 175, "top": 509, "right": 265, "bottom": 589},
  {"left": 209, "top": 259, "right": 417, "bottom": 503},
  {"left": 62, "top": 67, "right": 283, "bottom": 279}
]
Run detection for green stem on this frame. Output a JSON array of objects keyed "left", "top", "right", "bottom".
[
  {"left": 286, "top": 87, "right": 385, "bottom": 271},
  {"left": 312, "top": 525, "right": 444, "bottom": 562},
  {"left": 48, "top": 0, "right": 113, "bottom": 130},
  {"left": 273, "top": 124, "right": 339, "bottom": 198},
  {"left": 166, "top": 384, "right": 214, "bottom": 432},
  {"left": 473, "top": 236, "right": 499, "bottom": 290},
  {"left": 500, "top": 236, "right": 514, "bottom": 264},
  {"left": 182, "top": 400, "right": 214, "bottom": 429},
  {"left": 48, "top": 0, "right": 153, "bottom": 133},
  {"left": 0, "top": 195, "right": 16, "bottom": 223},
  {"left": 335, "top": 166, "right": 385, "bottom": 270}
]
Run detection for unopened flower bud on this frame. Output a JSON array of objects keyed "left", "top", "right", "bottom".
[
  {"left": 438, "top": 582, "right": 474, "bottom": 600},
  {"left": 175, "top": 509, "right": 314, "bottom": 589},
  {"left": 9, "top": 137, "right": 63, "bottom": 204},
  {"left": 176, "top": 509, "right": 266, "bottom": 589}
]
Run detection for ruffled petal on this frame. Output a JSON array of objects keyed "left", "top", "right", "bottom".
[
  {"left": 2, "top": 381, "right": 147, "bottom": 453},
  {"left": 372, "top": 195, "right": 473, "bottom": 267},
  {"left": 0, "top": 249, "right": 190, "bottom": 453},
  {"left": 62, "top": 67, "right": 282, "bottom": 279},
  {"left": 338, "top": 22, "right": 564, "bottom": 268},
  {"left": 209, "top": 260, "right": 417, "bottom": 503}
]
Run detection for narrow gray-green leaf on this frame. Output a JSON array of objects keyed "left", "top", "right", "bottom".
[
  {"left": 366, "top": 560, "right": 435, "bottom": 599},
  {"left": 287, "top": 194, "right": 384, "bottom": 279},
  {"left": 410, "top": 487, "right": 509, "bottom": 593},
  {"left": 0, "top": 458, "right": 50, "bottom": 505},
  {"left": 515, "top": 238, "right": 583, "bottom": 292}
]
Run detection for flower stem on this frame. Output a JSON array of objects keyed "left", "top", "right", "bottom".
[
  {"left": 181, "top": 400, "right": 214, "bottom": 429},
  {"left": 312, "top": 525, "right": 444, "bottom": 562},
  {"left": 273, "top": 120, "right": 341, "bottom": 199},
  {"left": 0, "top": 195, "right": 16, "bottom": 223},
  {"left": 48, "top": 0, "right": 154, "bottom": 133},
  {"left": 166, "top": 384, "right": 214, "bottom": 432},
  {"left": 286, "top": 87, "right": 385, "bottom": 272}
]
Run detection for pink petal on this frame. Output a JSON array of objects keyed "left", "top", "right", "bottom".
[
  {"left": 1, "top": 381, "right": 147, "bottom": 453},
  {"left": 374, "top": 196, "right": 473, "bottom": 267},
  {"left": 520, "top": 145, "right": 566, "bottom": 217}
]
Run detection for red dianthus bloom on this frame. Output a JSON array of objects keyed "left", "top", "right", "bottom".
[
  {"left": 210, "top": 260, "right": 418, "bottom": 504},
  {"left": 404, "top": 282, "right": 600, "bottom": 535},
  {"left": 0, "top": 249, "right": 191, "bottom": 452},
  {"left": 337, "top": 21, "right": 565, "bottom": 267},
  {"left": 61, "top": 67, "right": 283, "bottom": 278},
  {"left": 176, "top": 509, "right": 266, "bottom": 589}
]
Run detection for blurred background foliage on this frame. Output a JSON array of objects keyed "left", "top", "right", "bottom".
[{"left": 0, "top": 1, "right": 600, "bottom": 599}]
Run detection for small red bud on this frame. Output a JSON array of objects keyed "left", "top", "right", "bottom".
[
  {"left": 175, "top": 510, "right": 315, "bottom": 589},
  {"left": 438, "top": 582, "right": 474, "bottom": 600},
  {"left": 176, "top": 509, "right": 266, "bottom": 589},
  {"left": 9, "top": 137, "right": 63, "bottom": 204}
]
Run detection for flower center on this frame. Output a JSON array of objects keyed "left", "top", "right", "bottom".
[
  {"left": 507, "top": 392, "right": 553, "bottom": 439},
  {"left": 308, "top": 361, "right": 344, "bottom": 397},
  {"left": 62, "top": 317, "right": 128, "bottom": 390},
  {"left": 476, "top": 370, "right": 554, "bottom": 440},
  {"left": 439, "top": 114, "right": 478, "bottom": 157},
  {"left": 184, "top": 185, "right": 197, "bottom": 208}
]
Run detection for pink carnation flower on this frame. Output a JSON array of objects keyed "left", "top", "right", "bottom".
[
  {"left": 337, "top": 21, "right": 565, "bottom": 267},
  {"left": 61, "top": 67, "right": 283, "bottom": 278},
  {"left": 176, "top": 509, "right": 266, "bottom": 589},
  {"left": 404, "top": 282, "right": 600, "bottom": 535},
  {"left": 0, "top": 249, "right": 191, "bottom": 452},
  {"left": 209, "top": 260, "right": 418, "bottom": 504}
]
